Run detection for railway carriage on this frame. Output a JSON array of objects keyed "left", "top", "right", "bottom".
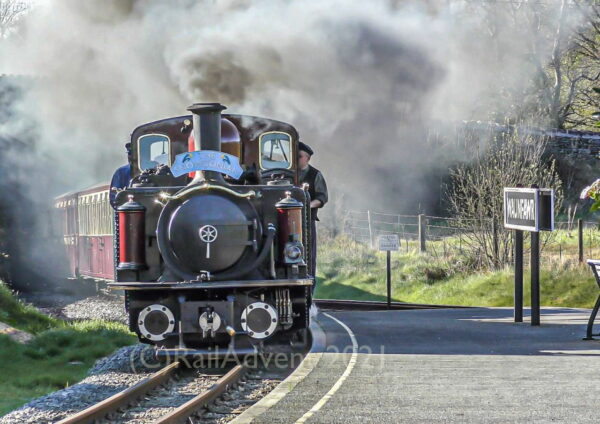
[
  {"left": 56, "top": 103, "right": 313, "bottom": 357},
  {"left": 55, "top": 184, "right": 114, "bottom": 282}
]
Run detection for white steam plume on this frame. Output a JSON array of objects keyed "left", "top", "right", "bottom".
[{"left": 0, "top": 0, "right": 572, "bottom": 216}]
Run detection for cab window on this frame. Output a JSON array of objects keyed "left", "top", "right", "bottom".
[
  {"left": 138, "top": 134, "right": 170, "bottom": 170},
  {"left": 260, "top": 132, "right": 292, "bottom": 169}
]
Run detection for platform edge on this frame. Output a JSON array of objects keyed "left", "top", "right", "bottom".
[{"left": 230, "top": 319, "right": 327, "bottom": 424}]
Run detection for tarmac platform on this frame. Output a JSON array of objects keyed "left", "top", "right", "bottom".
[{"left": 233, "top": 307, "right": 600, "bottom": 423}]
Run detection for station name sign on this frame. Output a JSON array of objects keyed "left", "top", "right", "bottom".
[{"left": 503, "top": 188, "right": 554, "bottom": 232}]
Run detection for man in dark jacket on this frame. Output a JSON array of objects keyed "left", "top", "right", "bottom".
[
  {"left": 110, "top": 143, "right": 133, "bottom": 208},
  {"left": 297, "top": 141, "right": 328, "bottom": 293}
]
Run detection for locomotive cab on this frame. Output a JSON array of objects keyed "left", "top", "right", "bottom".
[{"left": 109, "top": 103, "right": 313, "bottom": 357}]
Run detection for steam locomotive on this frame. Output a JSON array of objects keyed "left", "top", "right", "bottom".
[{"left": 55, "top": 103, "right": 313, "bottom": 356}]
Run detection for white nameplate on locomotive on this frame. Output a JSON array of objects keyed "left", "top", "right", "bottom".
[
  {"left": 171, "top": 150, "right": 244, "bottom": 179},
  {"left": 378, "top": 234, "right": 400, "bottom": 251}
]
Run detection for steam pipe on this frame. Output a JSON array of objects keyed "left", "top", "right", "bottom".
[{"left": 186, "top": 102, "right": 227, "bottom": 184}]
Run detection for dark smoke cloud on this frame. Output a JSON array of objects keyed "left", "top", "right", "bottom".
[{"left": 0, "top": 0, "right": 573, "bottom": 228}]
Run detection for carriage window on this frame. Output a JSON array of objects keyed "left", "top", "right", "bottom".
[
  {"left": 138, "top": 134, "right": 171, "bottom": 170},
  {"left": 260, "top": 132, "right": 292, "bottom": 170}
]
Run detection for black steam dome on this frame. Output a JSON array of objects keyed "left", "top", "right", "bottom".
[{"left": 156, "top": 191, "right": 261, "bottom": 280}]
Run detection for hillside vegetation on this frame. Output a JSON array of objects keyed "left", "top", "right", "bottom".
[
  {"left": 0, "top": 283, "right": 135, "bottom": 416},
  {"left": 314, "top": 233, "right": 598, "bottom": 308}
]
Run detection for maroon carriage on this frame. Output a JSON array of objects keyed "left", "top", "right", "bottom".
[{"left": 55, "top": 184, "right": 115, "bottom": 282}]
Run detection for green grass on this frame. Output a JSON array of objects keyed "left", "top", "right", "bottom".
[
  {"left": 314, "top": 234, "right": 599, "bottom": 308},
  {"left": 0, "top": 283, "right": 59, "bottom": 334},
  {"left": 0, "top": 282, "right": 136, "bottom": 416}
]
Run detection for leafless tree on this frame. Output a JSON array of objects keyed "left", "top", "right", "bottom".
[
  {"left": 557, "top": 1, "right": 600, "bottom": 129},
  {"left": 448, "top": 130, "right": 563, "bottom": 269},
  {"left": 455, "top": 0, "right": 598, "bottom": 130},
  {"left": 0, "top": 0, "right": 27, "bottom": 39},
  {"left": 510, "top": 0, "right": 587, "bottom": 129},
  {"left": 519, "top": 1, "right": 600, "bottom": 130}
]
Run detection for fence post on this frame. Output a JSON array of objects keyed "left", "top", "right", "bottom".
[
  {"left": 579, "top": 219, "right": 584, "bottom": 263},
  {"left": 367, "top": 210, "right": 373, "bottom": 248},
  {"left": 418, "top": 214, "right": 426, "bottom": 252},
  {"left": 556, "top": 242, "right": 560, "bottom": 262}
]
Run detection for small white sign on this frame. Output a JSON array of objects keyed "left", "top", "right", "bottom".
[{"left": 378, "top": 234, "right": 400, "bottom": 251}]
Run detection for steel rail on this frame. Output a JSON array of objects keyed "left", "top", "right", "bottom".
[
  {"left": 314, "top": 299, "right": 469, "bottom": 311},
  {"left": 155, "top": 364, "right": 246, "bottom": 424},
  {"left": 57, "top": 360, "right": 181, "bottom": 424}
]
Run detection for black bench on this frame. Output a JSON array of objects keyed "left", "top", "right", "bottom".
[{"left": 585, "top": 259, "right": 600, "bottom": 340}]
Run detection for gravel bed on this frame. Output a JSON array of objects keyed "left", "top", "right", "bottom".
[
  {"left": 198, "top": 373, "right": 282, "bottom": 424},
  {"left": 62, "top": 295, "right": 127, "bottom": 324},
  {"left": 17, "top": 292, "right": 85, "bottom": 321},
  {"left": 0, "top": 344, "right": 162, "bottom": 424},
  {"left": 19, "top": 291, "right": 127, "bottom": 324},
  {"left": 106, "top": 369, "right": 221, "bottom": 423}
]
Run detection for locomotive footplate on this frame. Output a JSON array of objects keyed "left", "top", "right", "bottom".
[{"left": 108, "top": 278, "right": 313, "bottom": 290}]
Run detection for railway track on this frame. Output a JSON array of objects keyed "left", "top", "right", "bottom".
[
  {"left": 57, "top": 361, "right": 246, "bottom": 424},
  {"left": 314, "top": 298, "right": 469, "bottom": 311}
]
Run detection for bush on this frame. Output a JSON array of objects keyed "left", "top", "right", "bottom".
[{"left": 448, "top": 131, "right": 563, "bottom": 269}]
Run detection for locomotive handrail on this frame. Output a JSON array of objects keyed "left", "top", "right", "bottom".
[{"left": 158, "top": 183, "right": 257, "bottom": 201}]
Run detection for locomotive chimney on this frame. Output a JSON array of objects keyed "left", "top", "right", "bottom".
[{"left": 187, "top": 102, "right": 227, "bottom": 184}]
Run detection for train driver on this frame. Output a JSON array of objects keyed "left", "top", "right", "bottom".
[
  {"left": 109, "top": 142, "right": 133, "bottom": 208},
  {"left": 297, "top": 141, "right": 328, "bottom": 295}
]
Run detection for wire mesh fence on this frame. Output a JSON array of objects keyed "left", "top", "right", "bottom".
[{"left": 343, "top": 210, "right": 600, "bottom": 267}]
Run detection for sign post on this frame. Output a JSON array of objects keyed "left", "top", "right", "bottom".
[
  {"left": 514, "top": 229, "right": 523, "bottom": 322},
  {"left": 513, "top": 183, "right": 524, "bottom": 323},
  {"left": 378, "top": 235, "right": 400, "bottom": 309},
  {"left": 531, "top": 228, "right": 540, "bottom": 326},
  {"left": 504, "top": 187, "right": 554, "bottom": 326}
]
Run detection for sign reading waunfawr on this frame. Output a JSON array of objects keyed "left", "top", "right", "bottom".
[
  {"left": 503, "top": 188, "right": 554, "bottom": 232},
  {"left": 506, "top": 196, "right": 536, "bottom": 221},
  {"left": 504, "top": 187, "right": 554, "bottom": 327}
]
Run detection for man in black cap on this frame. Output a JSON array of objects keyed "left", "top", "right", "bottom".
[{"left": 298, "top": 141, "right": 328, "bottom": 294}]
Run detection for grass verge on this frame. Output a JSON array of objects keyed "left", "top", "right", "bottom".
[
  {"left": 0, "top": 282, "right": 135, "bottom": 416},
  {"left": 315, "top": 235, "right": 598, "bottom": 308}
]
